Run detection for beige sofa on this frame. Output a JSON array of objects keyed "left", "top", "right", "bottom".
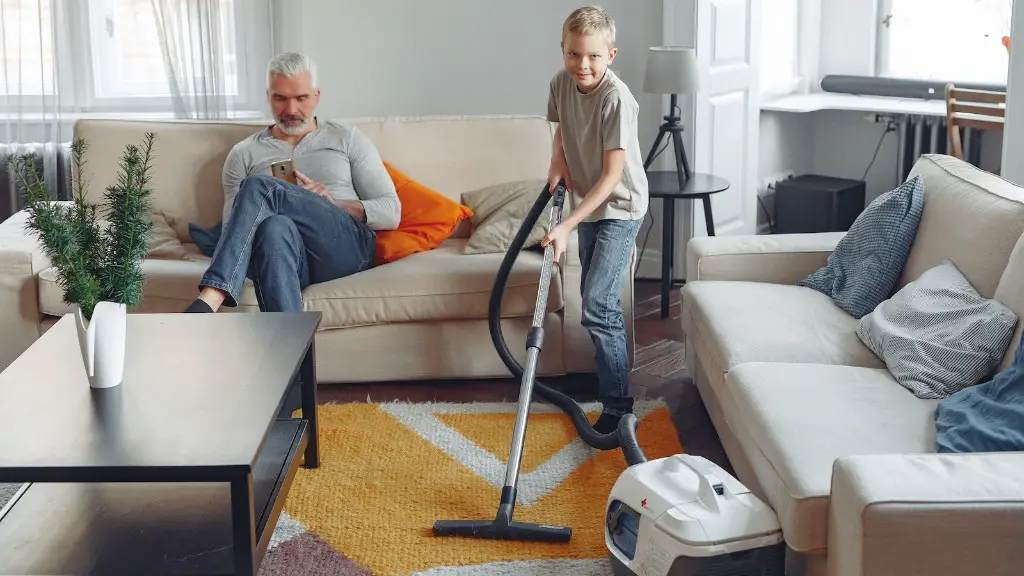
[
  {"left": 0, "top": 115, "right": 635, "bottom": 383},
  {"left": 681, "top": 154, "right": 1024, "bottom": 576}
]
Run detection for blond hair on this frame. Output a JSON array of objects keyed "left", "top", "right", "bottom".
[{"left": 562, "top": 6, "right": 616, "bottom": 48}]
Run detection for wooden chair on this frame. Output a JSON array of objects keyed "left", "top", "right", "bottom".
[{"left": 945, "top": 83, "right": 1006, "bottom": 160}]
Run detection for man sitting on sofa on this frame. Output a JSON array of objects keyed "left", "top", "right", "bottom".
[{"left": 185, "top": 52, "right": 401, "bottom": 314}]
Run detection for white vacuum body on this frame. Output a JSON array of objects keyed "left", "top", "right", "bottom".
[{"left": 605, "top": 454, "right": 786, "bottom": 576}]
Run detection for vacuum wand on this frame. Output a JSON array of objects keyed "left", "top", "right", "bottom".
[
  {"left": 431, "top": 180, "right": 647, "bottom": 544},
  {"left": 432, "top": 182, "right": 572, "bottom": 543},
  {"left": 499, "top": 180, "right": 564, "bottom": 519}
]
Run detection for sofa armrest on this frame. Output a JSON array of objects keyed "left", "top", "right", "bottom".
[
  {"left": 0, "top": 209, "right": 52, "bottom": 369},
  {"left": 685, "top": 232, "right": 844, "bottom": 284},
  {"left": 829, "top": 453, "right": 1024, "bottom": 576}
]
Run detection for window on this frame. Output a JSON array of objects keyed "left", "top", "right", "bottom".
[
  {"left": 87, "top": 0, "right": 239, "bottom": 100},
  {"left": 0, "top": 0, "right": 55, "bottom": 96},
  {"left": 0, "top": 0, "right": 267, "bottom": 115},
  {"left": 759, "top": 0, "right": 800, "bottom": 98},
  {"left": 877, "top": 0, "right": 1013, "bottom": 85}
]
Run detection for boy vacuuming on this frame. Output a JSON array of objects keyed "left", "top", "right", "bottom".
[{"left": 542, "top": 5, "right": 650, "bottom": 434}]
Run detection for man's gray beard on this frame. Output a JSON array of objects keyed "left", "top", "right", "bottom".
[{"left": 277, "top": 118, "right": 309, "bottom": 135}]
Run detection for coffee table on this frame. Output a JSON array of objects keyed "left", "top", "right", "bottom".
[{"left": 0, "top": 311, "right": 321, "bottom": 575}]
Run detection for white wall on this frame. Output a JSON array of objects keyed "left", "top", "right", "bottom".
[
  {"left": 1003, "top": 0, "right": 1024, "bottom": 185},
  {"left": 756, "top": 111, "right": 813, "bottom": 230},
  {"left": 275, "top": 0, "right": 677, "bottom": 277}
]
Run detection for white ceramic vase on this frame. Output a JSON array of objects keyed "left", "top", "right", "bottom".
[{"left": 74, "top": 301, "right": 127, "bottom": 389}]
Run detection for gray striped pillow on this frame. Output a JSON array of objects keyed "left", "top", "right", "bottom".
[
  {"left": 857, "top": 259, "right": 1018, "bottom": 399},
  {"left": 798, "top": 176, "right": 924, "bottom": 319}
]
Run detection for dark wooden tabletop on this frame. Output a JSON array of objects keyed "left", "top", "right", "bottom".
[
  {"left": 0, "top": 312, "right": 320, "bottom": 483},
  {"left": 647, "top": 171, "right": 731, "bottom": 198}
]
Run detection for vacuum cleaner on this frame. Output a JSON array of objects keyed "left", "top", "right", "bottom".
[
  {"left": 432, "top": 180, "right": 636, "bottom": 543},
  {"left": 432, "top": 182, "right": 786, "bottom": 575}
]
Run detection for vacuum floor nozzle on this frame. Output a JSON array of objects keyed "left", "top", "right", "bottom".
[{"left": 432, "top": 519, "right": 572, "bottom": 543}]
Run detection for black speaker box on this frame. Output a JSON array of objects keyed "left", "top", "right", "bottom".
[{"left": 774, "top": 175, "right": 865, "bottom": 234}]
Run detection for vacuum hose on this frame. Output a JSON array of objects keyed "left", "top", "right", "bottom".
[{"left": 488, "top": 182, "right": 647, "bottom": 467}]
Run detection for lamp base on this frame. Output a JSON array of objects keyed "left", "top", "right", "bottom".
[{"left": 644, "top": 95, "right": 691, "bottom": 187}]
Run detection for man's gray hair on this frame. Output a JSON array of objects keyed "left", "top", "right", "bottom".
[{"left": 267, "top": 52, "right": 318, "bottom": 88}]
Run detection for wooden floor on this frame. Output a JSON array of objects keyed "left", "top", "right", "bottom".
[{"left": 315, "top": 281, "right": 733, "bottom": 474}]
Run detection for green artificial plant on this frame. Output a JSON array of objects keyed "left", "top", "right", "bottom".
[{"left": 10, "top": 133, "right": 158, "bottom": 320}]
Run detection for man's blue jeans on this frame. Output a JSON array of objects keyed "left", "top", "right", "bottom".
[
  {"left": 577, "top": 217, "right": 643, "bottom": 416},
  {"left": 199, "top": 174, "right": 376, "bottom": 312}
]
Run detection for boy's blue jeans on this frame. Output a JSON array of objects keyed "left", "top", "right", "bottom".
[
  {"left": 577, "top": 217, "right": 643, "bottom": 416},
  {"left": 199, "top": 174, "right": 376, "bottom": 312}
]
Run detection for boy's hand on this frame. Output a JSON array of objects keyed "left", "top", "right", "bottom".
[
  {"left": 541, "top": 222, "right": 571, "bottom": 263},
  {"left": 547, "top": 163, "right": 572, "bottom": 195}
]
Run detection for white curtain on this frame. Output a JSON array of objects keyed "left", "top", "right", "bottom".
[
  {"left": 149, "top": 0, "right": 273, "bottom": 120},
  {"left": 0, "top": 0, "right": 274, "bottom": 221},
  {"left": 0, "top": 0, "right": 72, "bottom": 220}
]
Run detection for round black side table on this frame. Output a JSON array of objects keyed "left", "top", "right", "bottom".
[{"left": 639, "top": 171, "right": 730, "bottom": 318}]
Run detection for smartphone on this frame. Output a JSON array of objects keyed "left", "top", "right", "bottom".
[{"left": 270, "top": 159, "right": 297, "bottom": 185}]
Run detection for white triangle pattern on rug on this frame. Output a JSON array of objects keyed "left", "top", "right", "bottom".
[
  {"left": 379, "top": 399, "right": 665, "bottom": 506},
  {"left": 410, "top": 557, "right": 615, "bottom": 576},
  {"left": 266, "top": 510, "right": 306, "bottom": 551}
]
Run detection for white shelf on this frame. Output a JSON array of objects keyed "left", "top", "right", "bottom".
[{"left": 760, "top": 93, "right": 946, "bottom": 117}]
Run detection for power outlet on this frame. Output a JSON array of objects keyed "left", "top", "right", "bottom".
[{"left": 760, "top": 171, "right": 796, "bottom": 194}]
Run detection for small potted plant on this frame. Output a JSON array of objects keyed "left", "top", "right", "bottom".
[{"left": 10, "top": 133, "right": 157, "bottom": 388}]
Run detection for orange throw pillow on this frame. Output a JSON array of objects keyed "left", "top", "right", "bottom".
[{"left": 374, "top": 162, "right": 473, "bottom": 265}]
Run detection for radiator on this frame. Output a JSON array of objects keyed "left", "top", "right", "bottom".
[
  {"left": 895, "top": 114, "right": 985, "bottom": 181},
  {"left": 0, "top": 141, "right": 73, "bottom": 222}
]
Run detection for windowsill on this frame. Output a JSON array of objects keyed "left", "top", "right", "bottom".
[{"left": 759, "top": 92, "right": 946, "bottom": 117}]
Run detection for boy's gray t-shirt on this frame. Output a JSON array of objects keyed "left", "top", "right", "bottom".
[
  {"left": 221, "top": 119, "right": 401, "bottom": 230},
  {"left": 547, "top": 68, "right": 649, "bottom": 222}
]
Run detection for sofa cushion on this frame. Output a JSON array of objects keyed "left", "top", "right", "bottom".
[
  {"left": 901, "top": 154, "right": 1024, "bottom": 299},
  {"left": 682, "top": 281, "right": 885, "bottom": 379},
  {"left": 460, "top": 178, "right": 551, "bottom": 254},
  {"left": 301, "top": 238, "right": 563, "bottom": 329},
  {"left": 147, "top": 211, "right": 192, "bottom": 261},
  {"left": 37, "top": 238, "right": 563, "bottom": 328},
  {"left": 797, "top": 175, "right": 924, "bottom": 319},
  {"left": 38, "top": 256, "right": 251, "bottom": 317},
  {"left": 724, "top": 362, "right": 938, "bottom": 553},
  {"left": 373, "top": 161, "right": 473, "bottom": 265},
  {"left": 857, "top": 259, "right": 1018, "bottom": 399}
]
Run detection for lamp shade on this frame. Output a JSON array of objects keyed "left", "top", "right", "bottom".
[{"left": 643, "top": 46, "right": 700, "bottom": 95}]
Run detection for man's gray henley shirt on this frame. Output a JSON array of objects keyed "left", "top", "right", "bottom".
[{"left": 221, "top": 119, "right": 401, "bottom": 230}]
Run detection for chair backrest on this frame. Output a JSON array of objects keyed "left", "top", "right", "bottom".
[{"left": 945, "top": 84, "right": 1006, "bottom": 159}]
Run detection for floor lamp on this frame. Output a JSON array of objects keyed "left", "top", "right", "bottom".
[{"left": 643, "top": 47, "right": 701, "bottom": 187}]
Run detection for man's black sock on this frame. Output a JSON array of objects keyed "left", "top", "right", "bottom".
[{"left": 184, "top": 299, "right": 214, "bottom": 313}]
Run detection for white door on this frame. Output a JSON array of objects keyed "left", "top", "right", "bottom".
[{"left": 691, "top": 0, "right": 761, "bottom": 237}]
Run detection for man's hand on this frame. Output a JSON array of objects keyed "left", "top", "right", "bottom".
[
  {"left": 541, "top": 222, "right": 571, "bottom": 263},
  {"left": 294, "top": 170, "right": 330, "bottom": 198},
  {"left": 335, "top": 200, "right": 366, "bottom": 223},
  {"left": 295, "top": 169, "right": 366, "bottom": 222}
]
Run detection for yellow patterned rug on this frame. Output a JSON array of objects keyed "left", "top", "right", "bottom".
[{"left": 259, "top": 400, "right": 683, "bottom": 576}]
